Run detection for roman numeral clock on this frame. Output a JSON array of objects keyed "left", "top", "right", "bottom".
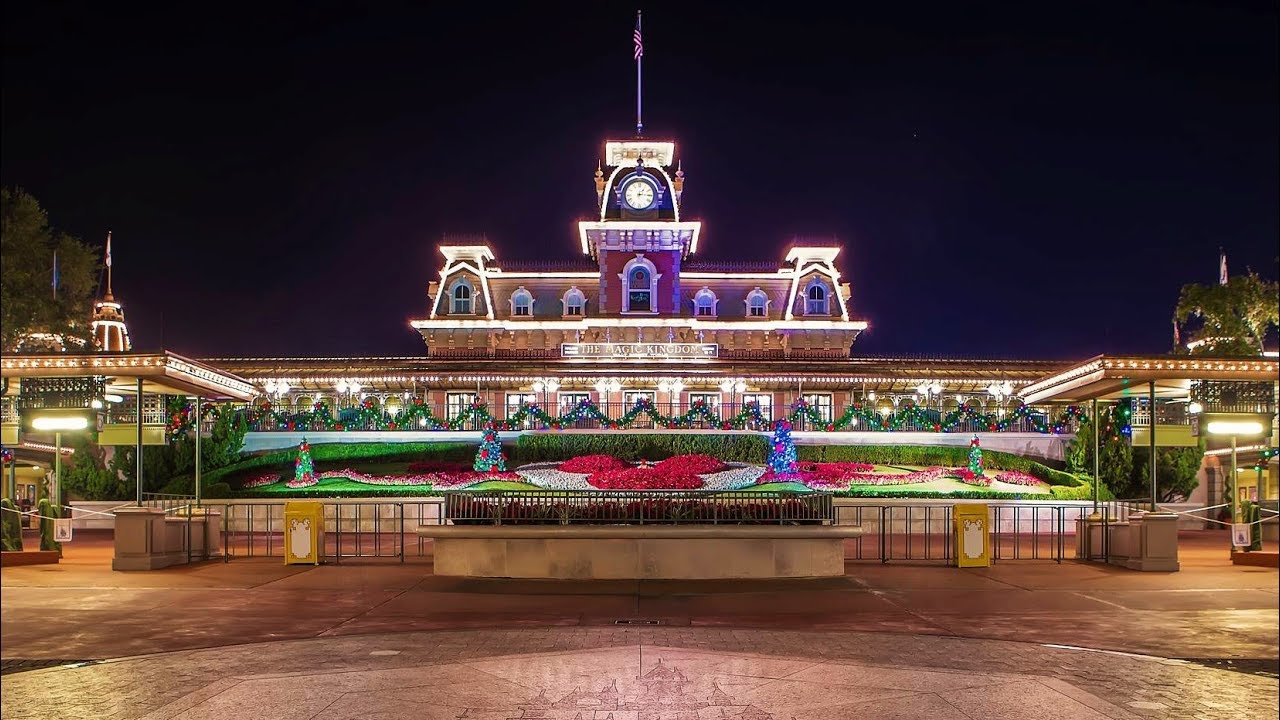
[{"left": 615, "top": 159, "right": 663, "bottom": 219}]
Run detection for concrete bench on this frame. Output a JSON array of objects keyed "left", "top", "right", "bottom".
[{"left": 416, "top": 524, "right": 863, "bottom": 579}]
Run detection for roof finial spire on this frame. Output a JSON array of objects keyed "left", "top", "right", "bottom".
[
  {"left": 104, "top": 230, "right": 114, "bottom": 299},
  {"left": 634, "top": 10, "right": 644, "bottom": 137}
]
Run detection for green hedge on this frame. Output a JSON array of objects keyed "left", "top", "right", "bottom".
[
  {"left": 208, "top": 442, "right": 474, "bottom": 489},
  {"left": 515, "top": 433, "right": 769, "bottom": 463},
  {"left": 1028, "top": 462, "right": 1080, "bottom": 486},
  {"left": 230, "top": 486, "right": 437, "bottom": 499},
  {"left": 797, "top": 444, "right": 1046, "bottom": 471},
  {"left": 835, "top": 488, "right": 1051, "bottom": 500},
  {"left": 1, "top": 499, "right": 23, "bottom": 551}
]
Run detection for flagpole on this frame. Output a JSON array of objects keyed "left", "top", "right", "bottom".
[{"left": 635, "top": 10, "right": 643, "bottom": 137}]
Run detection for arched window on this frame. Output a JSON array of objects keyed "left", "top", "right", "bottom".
[
  {"left": 450, "top": 279, "right": 473, "bottom": 314},
  {"left": 804, "top": 278, "right": 829, "bottom": 315},
  {"left": 746, "top": 288, "right": 769, "bottom": 318},
  {"left": 620, "top": 255, "right": 660, "bottom": 313},
  {"left": 693, "top": 288, "right": 717, "bottom": 317},
  {"left": 562, "top": 287, "right": 586, "bottom": 316},
  {"left": 510, "top": 287, "right": 533, "bottom": 317}
]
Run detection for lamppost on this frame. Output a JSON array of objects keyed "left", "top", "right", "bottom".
[
  {"left": 1198, "top": 411, "right": 1271, "bottom": 526},
  {"left": 916, "top": 381, "right": 943, "bottom": 427},
  {"left": 657, "top": 378, "right": 684, "bottom": 416}
]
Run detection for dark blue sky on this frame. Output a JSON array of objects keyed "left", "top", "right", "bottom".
[{"left": 3, "top": 1, "right": 1276, "bottom": 359}]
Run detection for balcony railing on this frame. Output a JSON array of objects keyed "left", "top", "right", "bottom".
[{"left": 240, "top": 400, "right": 1080, "bottom": 435}]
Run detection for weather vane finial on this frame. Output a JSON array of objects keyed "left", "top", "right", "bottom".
[{"left": 634, "top": 10, "right": 644, "bottom": 137}]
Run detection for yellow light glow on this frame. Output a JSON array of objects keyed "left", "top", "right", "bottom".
[
  {"left": 1205, "top": 421, "right": 1265, "bottom": 436},
  {"left": 32, "top": 416, "right": 90, "bottom": 431}
]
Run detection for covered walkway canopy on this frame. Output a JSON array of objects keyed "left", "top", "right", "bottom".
[
  {"left": 2, "top": 351, "right": 257, "bottom": 505},
  {"left": 1018, "top": 355, "right": 1277, "bottom": 405}
]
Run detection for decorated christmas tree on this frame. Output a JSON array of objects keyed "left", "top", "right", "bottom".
[
  {"left": 968, "top": 435, "right": 984, "bottom": 477},
  {"left": 474, "top": 422, "right": 507, "bottom": 472},
  {"left": 767, "top": 419, "right": 797, "bottom": 474},
  {"left": 293, "top": 438, "right": 316, "bottom": 486}
]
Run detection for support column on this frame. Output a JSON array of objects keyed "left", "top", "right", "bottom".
[
  {"left": 53, "top": 431, "right": 62, "bottom": 510},
  {"left": 1092, "top": 397, "right": 1099, "bottom": 511},
  {"left": 1230, "top": 434, "right": 1239, "bottom": 523},
  {"left": 136, "top": 377, "right": 144, "bottom": 506},
  {"left": 1148, "top": 380, "right": 1157, "bottom": 510},
  {"left": 194, "top": 396, "right": 202, "bottom": 507}
]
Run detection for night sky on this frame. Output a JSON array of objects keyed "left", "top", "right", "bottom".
[{"left": 3, "top": 1, "right": 1276, "bottom": 360}]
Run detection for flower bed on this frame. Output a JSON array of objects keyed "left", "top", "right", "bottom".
[
  {"left": 760, "top": 464, "right": 951, "bottom": 489},
  {"left": 407, "top": 460, "right": 472, "bottom": 473},
  {"left": 241, "top": 472, "right": 282, "bottom": 489},
  {"left": 994, "top": 470, "right": 1041, "bottom": 487},
  {"left": 248, "top": 467, "right": 520, "bottom": 491},
  {"left": 587, "top": 467, "right": 704, "bottom": 490},
  {"left": 558, "top": 454, "right": 628, "bottom": 473},
  {"left": 654, "top": 454, "right": 728, "bottom": 475},
  {"left": 955, "top": 468, "right": 993, "bottom": 487}
]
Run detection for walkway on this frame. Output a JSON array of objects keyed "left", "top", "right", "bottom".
[{"left": 1, "top": 530, "right": 1276, "bottom": 719}]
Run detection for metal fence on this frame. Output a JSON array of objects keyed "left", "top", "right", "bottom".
[
  {"left": 199, "top": 497, "right": 1128, "bottom": 566},
  {"left": 835, "top": 503, "right": 1123, "bottom": 564},
  {"left": 443, "top": 490, "right": 834, "bottom": 525}
]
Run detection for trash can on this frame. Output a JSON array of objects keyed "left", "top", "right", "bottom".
[
  {"left": 953, "top": 503, "right": 990, "bottom": 567},
  {"left": 284, "top": 501, "right": 324, "bottom": 565}
]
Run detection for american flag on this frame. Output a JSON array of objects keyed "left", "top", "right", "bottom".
[{"left": 634, "top": 18, "right": 643, "bottom": 60}]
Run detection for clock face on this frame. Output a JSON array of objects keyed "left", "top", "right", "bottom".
[{"left": 623, "top": 180, "right": 655, "bottom": 210}]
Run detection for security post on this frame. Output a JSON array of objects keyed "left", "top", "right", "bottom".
[
  {"left": 953, "top": 503, "right": 990, "bottom": 568},
  {"left": 284, "top": 501, "right": 325, "bottom": 565}
]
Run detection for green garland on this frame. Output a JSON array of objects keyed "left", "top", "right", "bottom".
[{"left": 198, "top": 397, "right": 1086, "bottom": 436}]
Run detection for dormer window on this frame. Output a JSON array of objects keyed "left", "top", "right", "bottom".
[
  {"left": 620, "top": 255, "right": 660, "bottom": 313},
  {"left": 804, "top": 278, "right": 830, "bottom": 316},
  {"left": 450, "top": 279, "right": 474, "bottom": 314},
  {"left": 746, "top": 288, "right": 769, "bottom": 318},
  {"left": 511, "top": 287, "right": 533, "bottom": 317},
  {"left": 562, "top": 287, "right": 587, "bottom": 317},
  {"left": 693, "top": 288, "right": 718, "bottom": 317}
]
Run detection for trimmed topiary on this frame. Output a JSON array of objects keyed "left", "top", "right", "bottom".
[{"left": 1, "top": 498, "right": 23, "bottom": 551}]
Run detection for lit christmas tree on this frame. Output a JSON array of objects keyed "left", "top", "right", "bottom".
[
  {"left": 294, "top": 438, "right": 315, "bottom": 485},
  {"left": 968, "top": 435, "right": 984, "bottom": 477},
  {"left": 767, "top": 419, "right": 797, "bottom": 474},
  {"left": 474, "top": 422, "right": 507, "bottom": 472}
]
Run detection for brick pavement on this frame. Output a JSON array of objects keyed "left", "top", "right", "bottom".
[{"left": 0, "top": 628, "right": 1276, "bottom": 719}]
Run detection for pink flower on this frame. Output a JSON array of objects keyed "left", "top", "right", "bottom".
[
  {"left": 559, "top": 454, "right": 628, "bottom": 473},
  {"left": 588, "top": 467, "right": 704, "bottom": 490}
]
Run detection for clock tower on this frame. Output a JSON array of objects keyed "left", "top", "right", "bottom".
[{"left": 579, "top": 140, "right": 700, "bottom": 315}]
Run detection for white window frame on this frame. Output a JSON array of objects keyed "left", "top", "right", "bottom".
[
  {"left": 510, "top": 287, "right": 533, "bottom": 317},
  {"left": 619, "top": 255, "right": 661, "bottom": 314},
  {"left": 804, "top": 278, "right": 830, "bottom": 316},
  {"left": 446, "top": 392, "right": 478, "bottom": 417},
  {"left": 746, "top": 288, "right": 770, "bottom": 318},
  {"left": 450, "top": 279, "right": 474, "bottom": 315},
  {"left": 688, "top": 392, "right": 720, "bottom": 409},
  {"left": 802, "top": 393, "right": 834, "bottom": 422},
  {"left": 742, "top": 393, "right": 773, "bottom": 418},
  {"left": 561, "top": 287, "right": 587, "bottom": 317},
  {"left": 692, "top": 288, "right": 718, "bottom": 318},
  {"left": 558, "top": 392, "right": 590, "bottom": 409},
  {"left": 623, "top": 390, "right": 655, "bottom": 408}
]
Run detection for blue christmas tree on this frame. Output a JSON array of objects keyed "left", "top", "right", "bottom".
[
  {"left": 768, "top": 419, "right": 797, "bottom": 474},
  {"left": 474, "top": 422, "right": 507, "bottom": 472}
]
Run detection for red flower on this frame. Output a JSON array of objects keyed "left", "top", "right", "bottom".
[
  {"left": 825, "top": 424, "right": 834, "bottom": 432},
  {"left": 560, "top": 454, "right": 627, "bottom": 473},
  {"left": 588, "top": 467, "right": 704, "bottom": 490},
  {"left": 654, "top": 454, "right": 727, "bottom": 475}
]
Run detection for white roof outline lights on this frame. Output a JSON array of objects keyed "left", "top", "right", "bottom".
[
  {"left": 605, "top": 141, "right": 675, "bottom": 167},
  {"left": 784, "top": 247, "right": 850, "bottom": 322},
  {"left": 429, "top": 245, "right": 497, "bottom": 321}
]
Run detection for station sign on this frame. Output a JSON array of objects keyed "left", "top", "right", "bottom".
[{"left": 561, "top": 343, "right": 719, "bottom": 360}]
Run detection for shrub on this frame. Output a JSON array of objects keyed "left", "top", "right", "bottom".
[
  {"left": 516, "top": 434, "right": 769, "bottom": 463},
  {"left": 37, "top": 499, "right": 60, "bottom": 554},
  {"left": 1028, "top": 462, "right": 1080, "bottom": 486},
  {"left": 654, "top": 454, "right": 728, "bottom": 475},
  {"left": 1, "top": 498, "right": 23, "bottom": 551},
  {"left": 203, "top": 482, "right": 233, "bottom": 499},
  {"left": 559, "top": 454, "right": 628, "bottom": 473},
  {"left": 206, "top": 442, "right": 475, "bottom": 488},
  {"left": 796, "top": 444, "right": 1051, "bottom": 471}
]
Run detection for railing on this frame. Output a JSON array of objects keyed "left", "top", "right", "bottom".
[
  {"left": 1130, "top": 403, "right": 1190, "bottom": 427},
  {"left": 444, "top": 490, "right": 834, "bottom": 525},
  {"left": 103, "top": 396, "right": 166, "bottom": 425},
  {"left": 835, "top": 502, "right": 1119, "bottom": 564},
  {"left": 242, "top": 401, "right": 1074, "bottom": 434},
  {"left": 204, "top": 499, "right": 445, "bottom": 562},
  {"left": 142, "top": 492, "right": 195, "bottom": 512}
]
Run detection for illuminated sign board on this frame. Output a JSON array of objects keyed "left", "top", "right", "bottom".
[{"left": 561, "top": 343, "right": 719, "bottom": 360}]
